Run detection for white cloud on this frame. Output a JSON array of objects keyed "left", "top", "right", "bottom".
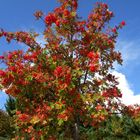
[
  {"left": 114, "top": 40, "right": 140, "bottom": 70},
  {"left": 112, "top": 71, "right": 140, "bottom": 105}
]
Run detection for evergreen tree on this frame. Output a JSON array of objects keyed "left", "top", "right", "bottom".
[
  {"left": 0, "top": 109, "right": 14, "bottom": 138},
  {"left": 5, "top": 95, "right": 16, "bottom": 117}
]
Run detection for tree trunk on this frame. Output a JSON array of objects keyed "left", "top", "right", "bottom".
[{"left": 73, "top": 122, "right": 79, "bottom": 140}]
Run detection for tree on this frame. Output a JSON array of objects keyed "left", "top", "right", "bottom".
[
  {"left": 0, "top": 109, "right": 14, "bottom": 138},
  {"left": 78, "top": 105, "right": 140, "bottom": 139},
  {"left": 0, "top": 0, "right": 135, "bottom": 139},
  {"left": 84, "top": 113, "right": 140, "bottom": 140},
  {"left": 5, "top": 95, "right": 16, "bottom": 117}
]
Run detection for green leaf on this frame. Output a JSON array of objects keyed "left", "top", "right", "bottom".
[
  {"left": 41, "top": 135, "right": 44, "bottom": 140},
  {"left": 58, "top": 119, "right": 64, "bottom": 126},
  {"left": 50, "top": 103, "right": 55, "bottom": 109},
  {"left": 50, "top": 64, "right": 56, "bottom": 70},
  {"left": 59, "top": 89, "right": 65, "bottom": 94},
  {"left": 42, "top": 49, "right": 47, "bottom": 54}
]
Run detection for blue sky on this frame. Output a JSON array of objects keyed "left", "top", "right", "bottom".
[{"left": 0, "top": 0, "right": 140, "bottom": 109}]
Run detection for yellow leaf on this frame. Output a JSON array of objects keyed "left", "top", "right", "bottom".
[
  {"left": 71, "top": 12, "right": 76, "bottom": 17},
  {"left": 30, "top": 116, "right": 40, "bottom": 124}
]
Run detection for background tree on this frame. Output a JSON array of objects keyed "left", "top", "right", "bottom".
[
  {"left": 81, "top": 113, "right": 140, "bottom": 140},
  {"left": 0, "top": 0, "right": 138, "bottom": 139},
  {"left": 0, "top": 109, "right": 15, "bottom": 139},
  {"left": 78, "top": 104, "right": 140, "bottom": 140},
  {"left": 5, "top": 95, "right": 16, "bottom": 117}
]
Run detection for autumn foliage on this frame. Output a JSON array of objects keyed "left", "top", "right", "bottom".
[{"left": 1, "top": 0, "right": 138, "bottom": 139}]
